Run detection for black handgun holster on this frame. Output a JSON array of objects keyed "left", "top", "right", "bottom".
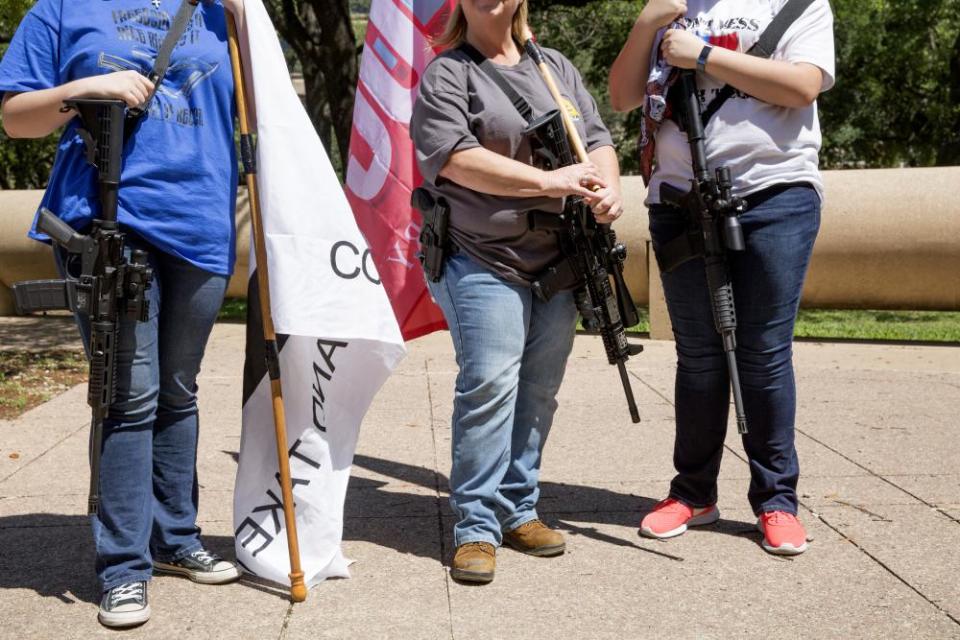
[{"left": 411, "top": 187, "right": 453, "bottom": 283}]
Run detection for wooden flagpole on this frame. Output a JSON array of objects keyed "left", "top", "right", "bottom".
[{"left": 227, "top": 14, "right": 308, "bottom": 604}]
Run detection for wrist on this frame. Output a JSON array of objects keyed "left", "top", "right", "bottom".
[
  {"left": 635, "top": 11, "right": 660, "bottom": 32},
  {"left": 697, "top": 44, "right": 713, "bottom": 73},
  {"left": 537, "top": 168, "right": 556, "bottom": 196}
]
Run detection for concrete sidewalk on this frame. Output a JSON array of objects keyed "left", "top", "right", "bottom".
[{"left": 1, "top": 323, "right": 958, "bottom": 639}]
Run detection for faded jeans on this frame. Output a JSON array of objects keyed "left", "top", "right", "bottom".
[{"left": 427, "top": 253, "right": 577, "bottom": 546}]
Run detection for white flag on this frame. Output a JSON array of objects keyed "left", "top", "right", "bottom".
[{"left": 232, "top": 0, "right": 406, "bottom": 587}]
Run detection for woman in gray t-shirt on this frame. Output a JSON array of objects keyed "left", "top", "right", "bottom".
[{"left": 411, "top": 0, "right": 621, "bottom": 585}]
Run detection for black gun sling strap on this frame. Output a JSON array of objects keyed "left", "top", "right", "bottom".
[
  {"left": 699, "top": 0, "right": 816, "bottom": 127},
  {"left": 459, "top": 42, "right": 536, "bottom": 124},
  {"left": 127, "top": 0, "right": 202, "bottom": 119}
]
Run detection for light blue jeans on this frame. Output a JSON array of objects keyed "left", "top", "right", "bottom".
[
  {"left": 427, "top": 253, "right": 577, "bottom": 547},
  {"left": 56, "top": 236, "right": 227, "bottom": 591}
]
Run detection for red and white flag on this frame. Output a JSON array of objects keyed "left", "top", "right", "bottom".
[{"left": 345, "top": 0, "right": 455, "bottom": 341}]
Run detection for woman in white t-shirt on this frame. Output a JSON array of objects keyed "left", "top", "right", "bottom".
[{"left": 609, "top": 0, "right": 835, "bottom": 555}]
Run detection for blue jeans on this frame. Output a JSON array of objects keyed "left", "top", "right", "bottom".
[
  {"left": 649, "top": 185, "right": 821, "bottom": 515},
  {"left": 56, "top": 237, "right": 228, "bottom": 591},
  {"left": 427, "top": 253, "right": 577, "bottom": 546}
]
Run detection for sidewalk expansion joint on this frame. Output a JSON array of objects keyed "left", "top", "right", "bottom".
[
  {"left": 0, "top": 420, "right": 89, "bottom": 485},
  {"left": 276, "top": 602, "right": 294, "bottom": 640},
  {"left": 425, "top": 357, "right": 456, "bottom": 640},
  {"left": 806, "top": 506, "right": 960, "bottom": 628},
  {"left": 796, "top": 428, "right": 960, "bottom": 526}
]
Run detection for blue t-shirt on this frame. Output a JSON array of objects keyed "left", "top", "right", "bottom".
[{"left": 0, "top": 0, "right": 237, "bottom": 276}]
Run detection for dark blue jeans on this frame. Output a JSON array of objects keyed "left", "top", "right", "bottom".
[
  {"left": 649, "top": 185, "right": 821, "bottom": 516},
  {"left": 56, "top": 237, "right": 228, "bottom": 591}
]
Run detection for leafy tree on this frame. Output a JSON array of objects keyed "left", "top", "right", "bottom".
[
  {"left": 821, "top": 0, "right": 960, "bottom": 167},
  {"left": 530, "top": 0, "right": 642, "bottom": 173},
  {"left": 0, "top": 0, "right": 59, "bottom": 190}
]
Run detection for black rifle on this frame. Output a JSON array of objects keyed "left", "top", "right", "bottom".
[
  {"left": 526, "top": 109, "right": 644, "bottom": 424},
  {"left": 13, "top": 99, "right": 153, "bottom": 514},
  {"left": 658, "top": 70, "right": 749, "bottom": 434}
]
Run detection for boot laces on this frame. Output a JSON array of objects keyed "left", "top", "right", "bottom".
[{"left": 462, "top": 541, "right": 494, "bottom": 555}]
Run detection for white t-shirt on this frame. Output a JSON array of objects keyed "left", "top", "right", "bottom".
[{"left": 648, "top": 0, "right": 836, "bottom": 205}]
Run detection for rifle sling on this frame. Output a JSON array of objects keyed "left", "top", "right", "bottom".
[
  {"left": 127, "top": 0, "right": 201, "bottom": 121},
  {"left": 458, "top": 43, "right": 535, "bottom": 124}
]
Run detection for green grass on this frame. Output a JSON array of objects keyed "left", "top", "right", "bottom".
[
  {"left": 218, "top": 298, "right": 248, "bottom": 322},
  {"left": 793, "top": 309, "right": 960, "bottom": 343},
  {"left": 220, "top": 298, "right": 960, "bottom": 343}
]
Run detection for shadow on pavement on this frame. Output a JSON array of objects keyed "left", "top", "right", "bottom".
[
  {"left": 349, "top": 454, "right": 758, "bottom": 562},
  {"left": 0, "top": 513, "right": 239, "bottom": 604}
]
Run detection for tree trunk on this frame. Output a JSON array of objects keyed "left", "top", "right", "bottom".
[
  {"left": 311, "top": 0, "right": 358, "bottom": 170},
  {"left": 301, "top": 58, "right": 333, "bottom": 157},
  {"left": 263, "top": 0, "right": 359, "bottom": 170}
]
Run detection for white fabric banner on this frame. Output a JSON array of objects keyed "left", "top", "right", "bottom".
[{"left": 233, "top": 0, "right": 406, "bottom": 588}]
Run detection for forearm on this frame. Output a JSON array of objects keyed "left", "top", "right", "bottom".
[
  {"left": 588, "top": 145, "right": 621, "bottom": 193},
  {"left": 439, "top": 147, "right": 550, "bottom": 198},
  {"left": 1, "top": 83, "right": 82, "bottom": 138},
  {"left": 609, "top": 17, "right": 660, "bottom": 113},
  {"left": 704, "top": 47, "right": 822, "bottom": 108}
]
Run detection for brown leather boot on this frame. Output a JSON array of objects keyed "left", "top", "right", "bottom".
[
  {"left": 502, "top": 519, "right": 566, "bottom": 557},
  {"left": 450, "top": 542, "right": 496, "bottom": 583}
]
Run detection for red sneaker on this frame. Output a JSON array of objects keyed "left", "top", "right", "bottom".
[
  {"left": 639, "top": 498, "right": 720, "bottom": 539},
  {"left": 758, "top": 511, "right": 809, "bottom": 555}
]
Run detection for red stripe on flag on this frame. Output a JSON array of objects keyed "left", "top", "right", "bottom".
[{"left": 345, "top": 0, "right": 456, "bottom": 341}]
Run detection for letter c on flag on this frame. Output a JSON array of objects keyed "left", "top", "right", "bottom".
[{"left": 332, "top": 241, "right": 382, "bottom": 285}]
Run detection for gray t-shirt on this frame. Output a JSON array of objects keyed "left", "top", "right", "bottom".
[{"left": 411, "top": 46, "right": 614, "bottom": 286}]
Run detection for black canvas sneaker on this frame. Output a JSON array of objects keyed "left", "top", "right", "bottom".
[
  {"left": 153, "top": 548, "right": 242, "bottom": 585},
  {"left": 98, "top": 581, "right": 150, "bottom": 628}
]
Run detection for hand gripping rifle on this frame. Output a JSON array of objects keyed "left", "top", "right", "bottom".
[
  {"left": 522, "top": 34, "right": 643, "bottom": 424},
  {"left": 658, "top": 69, "right": 749, "bottom": 434},
  {"left": 12, "top": 99, "right": 153, "bottom": 513}
]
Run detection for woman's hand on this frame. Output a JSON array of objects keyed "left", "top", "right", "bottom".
[
  {"left": 542, "top": 163, "right": 607, "bottom": 199},
  {"left": 638, "top": 0, "right": 687, "bottom": 29},
  {"left": 587, "top": 186, "right": 624, "bottom": 224},
  {"left": 660, "top": 29, "right": 705, "bottom": 70},
  {"left": 70, "top": 71, "right": 155, "bottom": 108}
]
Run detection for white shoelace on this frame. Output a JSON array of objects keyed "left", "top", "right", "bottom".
[
  {"left": 190, "top": 549, "right": 218, "bottom": 565},
  {"left": 110, "top": 582, "right": 144, "bottom": 606}
]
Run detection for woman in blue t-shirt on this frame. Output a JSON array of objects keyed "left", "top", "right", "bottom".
[{"left": 1, "top": 0, "right": 245, "bottom": 628}]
